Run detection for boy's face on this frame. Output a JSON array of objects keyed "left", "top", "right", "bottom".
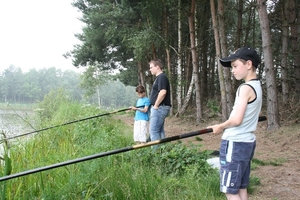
[
  {"left": 136, "top": 92, "right": 145, "bottom": 98},
  {"left": 230, "top": 59, "right": 253, "bottom": 80}
]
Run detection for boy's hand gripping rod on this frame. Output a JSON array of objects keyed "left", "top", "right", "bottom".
[{"left": 0, "top": 116, "right": 267, "bottom": 182}]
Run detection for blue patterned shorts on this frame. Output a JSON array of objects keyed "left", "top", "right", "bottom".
[{"left": 219, "top": 140, "right": 256, "bottom": 194}]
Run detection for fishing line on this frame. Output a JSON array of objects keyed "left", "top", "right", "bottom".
[{"left": 1, "top": 106, "right": 144, "bottom": 142}]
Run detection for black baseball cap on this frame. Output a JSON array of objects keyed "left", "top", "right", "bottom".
[{"left": 220, "top": 47, "right": 261, "bottom": 68}]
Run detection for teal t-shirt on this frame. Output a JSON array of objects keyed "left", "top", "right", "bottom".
[{"left": 134, "top": 97, "right": 150, "bottom": 121}]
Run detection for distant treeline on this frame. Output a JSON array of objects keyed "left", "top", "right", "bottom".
[{"left": 0, "top": 65, "right": 137, "bottom": 108}]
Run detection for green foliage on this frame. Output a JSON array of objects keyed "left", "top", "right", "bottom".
[
  {"left": 80, "top": 65, "right": 112, "bottom": 98},
  {"left": 0, "top": 131, "right": 12, "bottom": 200},
  {"left": 70, "top": 0, "right": 169, "bottom": 87},
  {"left": 134, "top": 142, "right": 214, "bottom": 177},
  {"left": 67, "top": 0, "right": 299, "bottom": 125},
  {"left": 207, "top": 99, "right": 220, "bottom": 116},
  {"left": 37, "top": 88, "right": 71, "bottom": 122},
  {"left": 87, "top": 80, "right": 137, "bottom": 109},
  {"left": 115, "top": 65, "right": 139, "bottom": 87},
  {"left": 248, "top": 176, "right": 261, "bottom": 194},
  {"left": 0, "top": 66, "right": 82, "bottom": 104},
  {"left": 0, "top": 93, "right": 224, "bottom": 199},
  {"left": 5, "top": 98, "right": 134, "bottom": 199},
  {"left": 70, "top": 0, "right": 138, "bottom": 67},
  {"left": 195, "top": 136, "right": 203, "bottom": 141},
  {"left": 252, "top": 158, "right": 284, "bottom": 167}
]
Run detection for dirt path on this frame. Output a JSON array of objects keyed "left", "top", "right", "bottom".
[{"left": 116, "top": 114, "right": 300, "bottom": 200}]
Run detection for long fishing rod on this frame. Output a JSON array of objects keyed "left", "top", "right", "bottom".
[
  {"left": 0, "top": 128, "right": 213, "bottom": 182},
  {"left": 0, "top": 116, "right": 267, "bottom": 182},
  {"left": 1, "top": 106, "right": 143, "bottom": 142}
]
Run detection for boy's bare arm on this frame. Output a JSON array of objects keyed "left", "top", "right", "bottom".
[
  {"left": 130, "top": 105, "right": 149, "bottom": 113},
  {"left": 139, "top": 106, "right": 149, "bottom": 113},
  {"left": 208, "top": 85, "right": 254, "bottom": 134}
]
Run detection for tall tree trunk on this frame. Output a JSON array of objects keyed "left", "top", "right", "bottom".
[
  {"left": 138, "top": 61, "right": 145, "bottom": 87},
  {"left": 210, "top": 0, "right": 227, "bottom": 121},
  {"left": 199, "top": 1, "right": 210, "bottom": 103},
  {"left": 257, "top": 0, "right": 280, "bottom": 130},
  {"left": 218, "top": 0, "right": 234, "bottom": 117},
  {"left": 296, "top": 6, "right": 300, "bottom": 95},
  {"left": 289, "top": 0, "right": 300, "bottom": 95},
  {"left": 166, "top": 49, "right": 173, "bottom": 116},
  {"left": 235, "top": 0, "right": 243, "bottom": 48},
  {"left": 209, "top": 55, "right": 216, "bottom": 99},
  {"left": 185, "top": 51, "right": 192, "bottom": 96},
  {"left": 188, "top": 0, "right": 202, "bottom": 124},
  {"left": 96, "top": 85, "right": 101, "bottom": 108},
  {"left": 281, "top": 0, "right": 290, "bottom": 105},
  {"left": 164, "top": 6, "right": 173, "bottom": 116},
  {"left": 200, "top": 43, "right": 208, "bottom": 102},
  {"left": 176, "top": 77, "right": 194, "bottom": 116},
  {"left": 151, "top": 43, "right": 157, "bottom": 59},
  {"left": 233, "top": 0, "right": 244, "bottom": 90},
  {"left": 244, "top": 3, "right": 255, "bottom": 45},
  {"left": 177, "top": 0, "right": 183, "bottom": 112}
]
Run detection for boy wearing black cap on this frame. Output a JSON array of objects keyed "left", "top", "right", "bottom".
[{"left": 208, "top": 47, "right": 262, "bottom": 200}]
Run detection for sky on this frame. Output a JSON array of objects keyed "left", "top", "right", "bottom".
[{"left": 0, "top": 0, "right": 84, "bottom": 73}]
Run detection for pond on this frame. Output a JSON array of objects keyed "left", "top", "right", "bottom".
[{"left": 0, "top": 109, "right": 36, "bottom": 154}]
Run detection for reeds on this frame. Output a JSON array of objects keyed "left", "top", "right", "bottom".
[{"left": 1, "top": 101, "right": 224, "bottom": 199}]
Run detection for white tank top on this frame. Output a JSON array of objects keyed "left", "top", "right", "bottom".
[{"left": 222, "top": 79, "right": 262, "bottom": 142}]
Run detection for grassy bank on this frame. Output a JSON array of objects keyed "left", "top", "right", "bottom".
[{"left": 0, "top": 98, "right": 225, "bottom": 199}]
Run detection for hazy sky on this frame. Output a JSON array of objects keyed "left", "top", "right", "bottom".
[{"left": 0, "top": 0, "right": 83, "bottom": 73}]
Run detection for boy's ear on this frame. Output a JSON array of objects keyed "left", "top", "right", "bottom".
[{"left": 246, "top": 60, "right": 254, "bottom": 69}]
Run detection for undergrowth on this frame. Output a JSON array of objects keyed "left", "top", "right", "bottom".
[{"left": 0, "top": 89, "right": 256, "bottom": 199}]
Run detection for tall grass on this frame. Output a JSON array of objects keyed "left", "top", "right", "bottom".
[{"left": 0, "top": 92, "right": 225, "bottom": 199}]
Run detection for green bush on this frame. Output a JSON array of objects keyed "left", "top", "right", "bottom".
[
  {"left": 131, "top": 142, "right": 214, "bottom": 177},
  {"left": 36, "top": 88, "right": 71, "bottom": 127}
]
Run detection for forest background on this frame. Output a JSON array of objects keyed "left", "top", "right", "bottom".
[
  {"left": 0, "top": 66, "right": 137, "bottom": 109},
  {"left": 66, "top": 0, "right": 300, "bottom": 129},
  {"left": 1, "top": 0, "right": 300, "bottom": 129}
]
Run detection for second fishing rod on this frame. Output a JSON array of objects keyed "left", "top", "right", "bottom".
[{"left": 1, "top": 105, "right": 144, "bottom": 143}]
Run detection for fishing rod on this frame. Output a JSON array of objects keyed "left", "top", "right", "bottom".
[
  {"left": 1, "top": 106, "right": 144, "bottom": 142},
  {"left": 0, "top": 128, "right": 213, "bottom": 181},
  {"left": 0, "top": 116, "right": 267, "bottom": 182}
]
